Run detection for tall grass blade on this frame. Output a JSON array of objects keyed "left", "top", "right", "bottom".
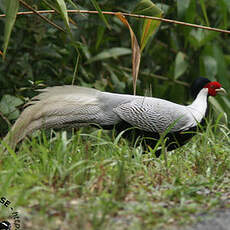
[
  {"left": 90, "top": 0, "right": 111, "bottom": 30},
  {"left": 56, "top": 0, "right": 71, "bottom": 32},
  {"left": 3, "top": 0, "right": 19, "bottom": 59}
]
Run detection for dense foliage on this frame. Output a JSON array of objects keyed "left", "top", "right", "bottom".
[{"left": 0, "top": 0, "right": 230, "bottom": 135}]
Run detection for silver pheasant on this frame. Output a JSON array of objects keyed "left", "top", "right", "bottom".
[{"left": 2, "top": 77, "right": 226, "bottom": 155}]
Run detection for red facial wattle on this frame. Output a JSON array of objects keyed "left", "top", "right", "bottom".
[{"left": 204, "top": 81, "right": 222, "bottom": 96}]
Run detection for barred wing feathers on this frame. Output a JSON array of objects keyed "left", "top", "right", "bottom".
[{"left": 114, "top": 97, "right": 197, "bottom": 134}]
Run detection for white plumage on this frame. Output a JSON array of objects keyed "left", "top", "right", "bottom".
[{"left": 2, "top": 78, "right": 225, "bottom": 154}]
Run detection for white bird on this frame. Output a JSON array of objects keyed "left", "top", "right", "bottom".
[{"left": 2, "top": 77, "right": 226, "bottom": 156}]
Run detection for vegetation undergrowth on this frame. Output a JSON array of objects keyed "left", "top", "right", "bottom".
[{"left": 0, "top": 121, "right": 230, "bottom": 230}]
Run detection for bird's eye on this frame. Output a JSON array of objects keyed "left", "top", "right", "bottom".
[{"left": 210, "top": 85, "right": 215, "bottom": 89}]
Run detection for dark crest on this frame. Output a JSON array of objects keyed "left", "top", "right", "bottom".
[{"left": 191, "top": 77, "right": 211, "bottom": 99}]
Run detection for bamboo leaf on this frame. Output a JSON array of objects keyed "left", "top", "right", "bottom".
[
  {"left": 177, "top": 0, "right": 190, "bottom": 18},
  {"left": 87, "top": 47, "right": 132, "bottom": 63},
  {"left": 3, "top": 0, "right": 19, "bottom": 59},
  {"left": 189, "top": 29, "right": 217, "bottom": 49},
  {"left": 66, "top": 0, "right": 80, "bottom": 10},
  {"left": 44, "top": 0, "right": 77, "bottom": 28},
  {"left": 209, "top": 97, "right": 227, "bottom": 124},
  {"left": 96, "top": 26, "right": 105, "bottom": 50},
  {"left": 90, "top": 0, "right": 111, "bottom": 30},
  {"left": 174, "top": 52, "right": 188, "bottom": 80},
  {"left": 199, "top": 0, "right": 210, "bottom": 26},
  {"left": 133, "top": 0, "right": 163, "bottom": 52},
  {"left": 116, "top": 13, "right": 141, "bottom": 95},
  {"left": 56, "top": 0, "right": 70, "bottom": 32},
  {"left": 203, "top": 56, "right": 217, "bottom": 79}
]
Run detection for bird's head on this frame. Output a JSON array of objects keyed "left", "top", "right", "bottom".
[
  {"left": 204, "top": 81, "right": 226, "bottom": 96},
  {"left": 191, "top": 77, "right": 226, "bottom": 98}
]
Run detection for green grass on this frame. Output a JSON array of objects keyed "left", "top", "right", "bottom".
[{"left": 0, "top": 122, "right": 230, "bottom": 230}]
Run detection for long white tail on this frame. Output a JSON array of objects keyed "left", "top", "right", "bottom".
[{"left": 3, "top": 86, "right": 101, "bottom": 150}]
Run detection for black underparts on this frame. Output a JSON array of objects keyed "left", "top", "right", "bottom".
[{"left": 99, "top": 120, "right": 204, "bottom": 157}]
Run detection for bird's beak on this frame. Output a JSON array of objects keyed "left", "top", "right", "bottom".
[{"left": 216, "top": 87, "right": 227, "bottom": 95}]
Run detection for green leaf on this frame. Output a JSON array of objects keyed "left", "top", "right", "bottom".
[
  {"left": 3, "top": 0, "right": 19, "bottom": 58},
  {"left": 184, "top": 0, "right": 196, "bottom": 24},
  {"left": 223, "top": 0, "right": 230, "bottom": 10},
  {"left": 212, "top": 44, "right": 230, "bottom": 89},
  {"left": 177, "top": 0, "right": 190, "bottom": 18},
  {"left": 0, "top": 0, "right": 5, "bottom": 12},
  {"left": 104, "top": 63, "right": 126, "bottom": 92},
  {"left": 203, "top": 56, "right": 217, "bottom": 79},
  {"left": 209, "top": 97, "right": 227, "bottom": 124},
  {"left": 133, "top": 0, "right": 163, "bottom": 52},
  {"left": 174, "top": 52, "right": 188, "bottom": 80},
  {"left": 156, "top": 3, "right": 169, "bottom": 14},
  {"left": 72, "top": 41, "right": 91, "bottom": 59},
  {"left": 219, "top": 0, "right": 228, "bottom": 29},
  {"left": 0, "top": 95, "right": 23, "bottom": 120},
  {"left": 56, "top": 0, "right": 70, "bottom": 32},
  {"left": 96, "top": 26, "right": 105, "bottom": 50},
  {"left": 87, "top": 47, "right": 131, "bottom": 63},
  {"left": 66, "top": 0, "right": 80, "bottom": 10},
  {"left": 189, "top": 29, "right": 205, "bottom": 47},
  {"left": 8, "top": 110, "right": 20, "bottom": 120},
  {"left": 90, "top": 0, "right": 111, "bottom": 30},
  {"left": 189, "top": 29, "right": 217, "bottom": 49},
  {"left": 199, "top": 0, "right": 210, "bottom": 26}
]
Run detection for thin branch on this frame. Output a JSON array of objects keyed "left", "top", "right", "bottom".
[
  {"left": 17, "top": 0, "right": 65, "bottom": 32},
  {"left": 1, "top": 9, "right": 230, "bottom": 34},
  {"left": 122, "top": 12, "right": 230, "bottom": 34}
]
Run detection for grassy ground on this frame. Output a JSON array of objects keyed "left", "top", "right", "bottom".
[{"left": 0, "top": 121, "right": 230, "bottom": 230}]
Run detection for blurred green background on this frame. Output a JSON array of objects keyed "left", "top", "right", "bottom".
[{"left": 0, "top": 0, "right": 230, "bottom": 136}]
